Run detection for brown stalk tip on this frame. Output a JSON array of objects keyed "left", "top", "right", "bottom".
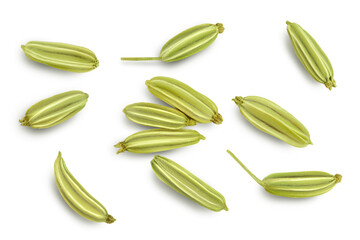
[
  {"left": 197, "top": 134, "right": 206, "bottom": 141},
  {"left": 325, "top": 78, "right": 336, "bottom": 90},
  {"left": 187, "top": 118, "right": 197, "bottom": 126},
  {"left": 94, "top": 59, "right": 99, "bottom": 68},
  {"left": 105, "top": 215, "right": 116, "bottom": 224},
  {"left": 232, "top": 96, "right": 244, "bottom": 105},
  {"left": 212, "top": 113, "right": 223, "bottom": 124},
  {"left": 335, "top": 174, "right": 342, "bottom": 183},
  {"left": 114, "top": 142, "right": 126, "bottom": 154},
  {"left": 19, "top": 116, "right": 30, "bottom": 126},
  {"left": 216, "top": 23, "right": 225, "bottom": 33}
]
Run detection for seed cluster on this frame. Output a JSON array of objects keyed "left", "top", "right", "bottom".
[{"left": 19, "top": 21, "right": 341, "bottom": 223}]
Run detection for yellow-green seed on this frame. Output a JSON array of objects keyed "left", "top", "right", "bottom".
[
  {"left": 123, "top": 102, "right": 196, "bottom": 129},
  {"left": 121, "top": 23, "right": 224, "bottom": 62},
  {"left": 146, "top": 76, "right": 222, "bottom": 124},
  {"left": 233, "top": 96, "right": 311, "bottom": 147},
  {"left": 21, "top": 41, "right": 99, "bottom": 73},
  {"left": 227, "top": 150, "right": 341, "bottom": 198},
  {"left": 286, "top": 21, "right": 336, "bottom": 90},
  {"left": 151, "top": 155, "right": 228, "bottom": 211},
  {"left": 114, "top": 129, "right": 205, "bottom": 154},
  {"left": 54, "top": 152, "right": 115, "bottom": 223},
  {"left": 20, "top": 90, "right": 88, "bottom": 129}
]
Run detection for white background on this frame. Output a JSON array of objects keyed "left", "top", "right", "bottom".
[{"left": 0, "top": 0, "right": 358, "bottom": 239}]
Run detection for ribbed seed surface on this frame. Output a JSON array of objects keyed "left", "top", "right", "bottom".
[
  {"left": 21, "top": 41, "right": 99, "bottom": 72},
  {"left": 227, "top": 150, "right": 341, "bottom": 198},
  {"left": 114, "top": 129, "right": 205, "bottom": 153},
  {"left": 233, "top": 96, "right": 311, "bottom": 147},
  {"left": 54, "top": 152, "right": 115, "bottom": 223},
  {"left": 123, "top": 102, "right": 196, "bottom": 129},
  {"left": 286, "top": 21, "right": 336, "bottom": 90},
  {"left": 20, "top": 90, "right": 88, "bottom": 129},
  {"left": 151, "top": 155, "right": 228, "bottom": 211},
  {"left": 121, "top": 23, "right": 224, "bottom": 62},
  {"left": 146, "top": 76, "right": 222, "bottom": 124}
]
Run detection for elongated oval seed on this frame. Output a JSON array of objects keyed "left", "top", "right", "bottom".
[
  {"left": 151, "top": 155, "right": 228, "bottom": 211},
  {"left": 227, "top": 150, "right": 341, "bottom": 198},
  {"left": 286, "top": 21, "right": 336, "bottom": 90},
  {"left": 146, "top": 76, "right": 222, "bottom": 124},
  {"left": 114, "top": 129, "right": 205, "bottom": 154},
  {"left": 21, "top": 41, "right": 99, "bottom": 73},
  {"left": 123, "top": 102, "right": 196, "bottom": 129},
  {"left": 233, "top": 96, "right": 311, "bottom": 147},
  {"left": 121, "top": 23, "right": 224, "bottom": 62},
  {"left": 54, "top": 152, "right": 115, "bottom": 223},
  {"left": 19, "top": 90, "right": 88, "bottom": 129}
]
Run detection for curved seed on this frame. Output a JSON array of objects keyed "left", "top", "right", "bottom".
[
  {"left": 227, "top": 150, "right": 341, "bottom": 198},
  {"left": 121, "top": 23, "right": 224, "bottom": 62},
  {"left": 54, "top": 152, "right": 115, "bottom": 223},
  {"left": 286, "top": 21, "right": 335, "bottom": 90},
  {"left": 19, "top": 90, "right": 88, "bottom": 129},
  {"left": 233, "top": 96, "right": 311, "bottom": 147},
  {"left": 114, "top": 129, "right": 205, "bottom": 154},
  {"left": 151, "top": 155, "right": 228, "bottom": 211},
  {"left": 21, "top": 41, "right": 99, "bottom": 73},
  {"left": 146, "top": 76, "right": 222, "bottom": 124},
  {"left": 123, "top": 102, "right": 196, "bottom": 129}
]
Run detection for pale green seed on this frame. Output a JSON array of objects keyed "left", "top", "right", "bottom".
[
  {"left": 151, "top": 155, "right": 228, "bottom": 211},
  {"left": 227, "top": 150, "right": 341, "bottom": 198},
  {"left": 21, "top": 41, "right": 99, "bottom": 73},
  {"left": 146, "top": 76, "right": 223, "bottom": 124},
  {"left": 286, "top": 21, "right": 336, "bottom": 90},
  {"left": 20, "top": 90, "right": 88, "bottom": 129},
  {"left": 123, "top": 102, "right": 196, "bottom": 129},
  {"left": 233, "top": 96, "right": 311, "bottom": 147},
  {"left": 54, "top": 152, "right": 115, "bottom": 223},
  {"left": 114, "top": 129, "right": 205, "bottom": 154},
  {"left": 121, "top": 23, "right": 224, "bottom": 62}
]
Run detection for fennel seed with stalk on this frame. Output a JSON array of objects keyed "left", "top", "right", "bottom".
[
  {"left": 227, "top": 150, "right": 341, "bottom": 198},
  {"left": 121, "top": 23, "right": 224, "bottom": 62}
]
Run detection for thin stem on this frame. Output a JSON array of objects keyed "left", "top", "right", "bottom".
[
  {"left": 226, "top": 150, "right": 265, "bottom": 187},
  {"left": 121, "top": 57, "right": 161, "bottom": 61}
]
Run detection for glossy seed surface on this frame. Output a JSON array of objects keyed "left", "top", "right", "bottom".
[
  {"left": 146, "top": 76, "right": 222, "bottom": 124},
  {"left": 114, "top": 129, "right": 205, "bottom": 153},
  {"left": 123, "top": 102, "right": 196, "bottom": 129},
  {"left": 151, "top": 155, "right": 228, "bottom": 211},
  {"left": 54, "top": 152, "right": 115, "bottom": 223},
  {"left": 20, "top": 90, "right": 88, "bottom": 129},
  {"left": 233, "top": 96, "right": 311, "bottom": 147},
  {"left": 286, "top": 21, "right": 336, "bottom": 90},
  {"left": 22, "top": 41, "right": 99, "bottom": 72}
]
